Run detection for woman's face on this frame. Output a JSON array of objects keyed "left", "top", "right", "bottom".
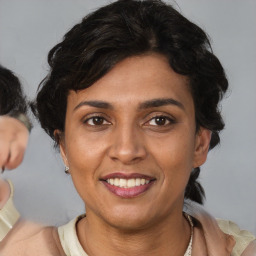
[{"left": 59, "top": 54, "right": 210, "bottom": 230}]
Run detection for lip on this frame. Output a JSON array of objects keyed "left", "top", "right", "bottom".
[{"left": 100, "top": 172, "right": 156, "bottom": 199}]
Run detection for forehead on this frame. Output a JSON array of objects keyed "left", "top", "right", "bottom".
[{"left": 67, "top": 54, "right": 192, "bottom": 109}]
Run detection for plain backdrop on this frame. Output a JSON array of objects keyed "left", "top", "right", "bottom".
[{"left": 0, "top": 0, "right": 255, "bottom": 234}]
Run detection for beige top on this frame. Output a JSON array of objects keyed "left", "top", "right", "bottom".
[
  {"left": 58, "top": 216, "right": 88, "bottom": 256},
  {"left": 0, "top": 181, "right": 256, "bottom": 255},
  {"left": 0, "top": 180, "right": 20, "bottom": 241},
  {"left": 57, "top": 214, "right": 256, "bottom": 256},
  {"left": 217, "top": 219, "right": 256, "bottom": 256}
]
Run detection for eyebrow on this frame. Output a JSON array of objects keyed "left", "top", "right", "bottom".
[
  {"left": 74, "top": 98, "right": 184, "bottom": 112},
  {"left": 74, "top": 100, "right": 113, "bottom": 111},
  {"left": 138, "top": 98, "right": 185, "bottom": 110}
]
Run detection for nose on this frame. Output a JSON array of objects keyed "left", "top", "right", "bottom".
[{"left": 108, "top": 123, "right": 147, "bottom": 165}]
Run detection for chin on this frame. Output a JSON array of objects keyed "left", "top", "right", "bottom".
[
  {"left": 109, "top": 218, "right": 152, "bottom": 232},
  {"left": 101, "top": 206, "right": 159, "bottom": 232}
]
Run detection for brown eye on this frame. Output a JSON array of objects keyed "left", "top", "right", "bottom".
[
  {"left": 148, "top": 116, "right": 172, "bottom": 126},
  {"left": 85, "top": 116, "right": 110, "bottom": 126},
  {"left": 92, "top": 117, "right": 104, "bottom": 125},
  {"left": 155, "top": 117, "right": 167, "bottom": 125}
]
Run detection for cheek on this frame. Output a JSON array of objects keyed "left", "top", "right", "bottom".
[
  {"left": 65, "top": 136, "right": 102, "bottom": 202},
  {"left": 65, "top": 131, "right": 109, "bottom": 195},
  {"left": 66, "top": 130, "right": 105, "bottom": 166},
  {"left": 149, "top": 131, "right": 195, "bottom": 191},
  {"left": 152, "top": 132, "right": 195, "bottom": 168}
]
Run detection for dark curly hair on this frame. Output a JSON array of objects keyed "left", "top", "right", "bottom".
[
  {"left": 0, "top": 65, "right": 28, "bottom": 115},
  {"left": 33, "top": 0, "right": 228, "bottom": 204}
]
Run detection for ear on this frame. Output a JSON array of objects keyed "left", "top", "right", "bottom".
[
  {"left": 54, "top": 129, "right": 69, "bottom": 166},
  {"left": 193, "top": 128, "right": 212, "bottom": 168}
]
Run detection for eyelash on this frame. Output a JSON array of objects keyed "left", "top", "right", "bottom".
[
  {"left": 145, "top": 115, "right": 176, "bottom": 127},
  {"left": 82, "top": 114, "right": 176, "bottom": 128},
  {"left": 83, "top": 115, "right": 111, "bottom": 126}
]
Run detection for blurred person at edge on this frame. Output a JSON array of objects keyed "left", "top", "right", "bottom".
[
  {"left": 0, "top": 1, "right": 255, "bottom": 255},
  {"left": 0, "top": 65, "right": 31, "bottom": 210}
]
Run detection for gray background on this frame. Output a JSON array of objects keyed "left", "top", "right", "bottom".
[{"left": 0, "top": 0, "right": 255, "bottom": 234}]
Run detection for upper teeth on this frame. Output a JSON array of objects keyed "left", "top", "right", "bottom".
[{"left": 106, "top": 178, "right": 150, "bottom": 188}]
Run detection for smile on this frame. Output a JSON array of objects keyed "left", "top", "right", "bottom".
[
  {"left": 101, "top": 173, "right": 155, "bottom": 198},
  {"left": 106, "top": 178, "right": 150, "bottom": 188}
]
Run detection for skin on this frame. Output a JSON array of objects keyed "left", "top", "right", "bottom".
[
  {"left": 0, "top": 116, "right": 29, "bottom": 171},
  {"left": 0, "top": 116, "right": 29, "bottom": 209},
  {"left": 58, "top": 53, "right": 211, "bottom": 255}
]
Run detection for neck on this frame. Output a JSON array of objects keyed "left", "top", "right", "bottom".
[{"left": 77, "top": 210, "right": 191, "bottom": 256}]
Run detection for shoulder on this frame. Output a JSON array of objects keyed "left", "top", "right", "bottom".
[
  {"left": 217, "top": 219, "right": 256, "bottom": 256},
  {"left": 184, "top": 200, "right": 256, "bottom": 255},
  {"left": 0, "top": 180, "right": 65, "bottom": 255},
  {"left": 0, "top": 219, "right": 65, "bottom": 256}
]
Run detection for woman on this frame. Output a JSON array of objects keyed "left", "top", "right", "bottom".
[{"left": 0, "top": 0, "right": 255, "bottom": 255}]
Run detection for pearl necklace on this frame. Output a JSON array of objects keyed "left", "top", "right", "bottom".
[{"left": 184, "top": 214, "right": 193, "bottom": 256}]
